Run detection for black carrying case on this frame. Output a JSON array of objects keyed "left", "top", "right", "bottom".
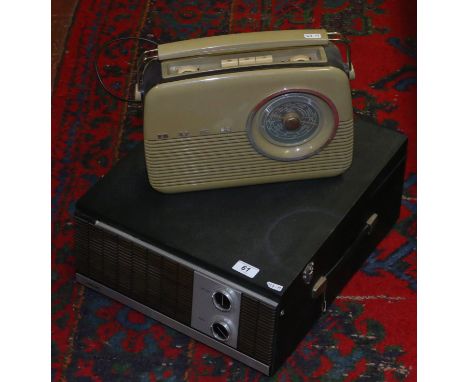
[{"left": 74, "top": 118, "right": 407, "bottom": 375}]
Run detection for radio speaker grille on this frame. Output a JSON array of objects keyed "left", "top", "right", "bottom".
[
  {"left": 238, "top": 294, "right": 276, "bottom": 365},
  {"left": 145, "top": 119, "right": 353, "bottom": 190},
  {"left": 74, "top": 218, "right": 194, "bottom": 325}
]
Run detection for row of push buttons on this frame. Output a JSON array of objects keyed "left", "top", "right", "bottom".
[
  {"left": 173, "top": 53, "right": 314, "bottom": 75},
  {"left": 221, "top": 55, "right": 273, "bottom": 68}
]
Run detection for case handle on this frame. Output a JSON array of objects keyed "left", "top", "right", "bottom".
[{"left": 310, "top": 213, "right": 378, "bottom": 311}]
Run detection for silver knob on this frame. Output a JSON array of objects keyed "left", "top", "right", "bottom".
[
  {"left": 212, "top": 290, "right": 233, "bottom": 311},
  {"left": 211, "top": 321, "right": 231, "bottom": 342}
]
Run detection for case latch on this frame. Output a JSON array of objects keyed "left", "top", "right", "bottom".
[
  {"left": 302, "top": 261, "right": 315, "bottom": 285},
  {"left": 365, "top": 213, "right": 379, "bottom": 235},
  {"left": 311, "top": 275, "right": 328, "bottom": 312},
  {"left": 308, "top": 212, "right": 379, "bottom": 313}
]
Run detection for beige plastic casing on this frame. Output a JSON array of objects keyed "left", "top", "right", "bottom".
[
  {"left": 144, "top": 68, "right": 353, "bottom": 193},
  {"left": 144, "top": 29, "right": 353, "bottom": 193}
]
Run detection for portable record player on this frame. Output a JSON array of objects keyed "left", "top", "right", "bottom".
[{"left": 74, "top": 118, "right": 407, "bottom": 376}]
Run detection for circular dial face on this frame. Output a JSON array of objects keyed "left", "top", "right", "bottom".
[
  {"left": 260, "top": 93, "right": 321, "bottom": 146},
  {"left": 247, "top": 90, "right": 338, "bottom": 161}
]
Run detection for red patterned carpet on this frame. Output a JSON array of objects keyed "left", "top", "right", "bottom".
[{"left": 52, "top": 1, "right": 416, "bottom": 380}]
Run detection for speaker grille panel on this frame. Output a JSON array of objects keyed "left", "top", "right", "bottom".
[
  {"left": 238, "top": 294, "right": 276, "bottom": 365},
  {"left": 75, "top": 218, "right": 277, "bottom": 365},
  {"left": 145, "top": 119, "right": 353, "bottom": 190},
  {"left": 74, "top": 218, "right": 194, "bottom": 325}
]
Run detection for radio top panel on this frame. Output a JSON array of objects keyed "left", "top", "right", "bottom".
[
  {"left": 137, "top": 29, "right": 354, "bottom": 97},
  {"left": 161, "top": 46, "right": 328, "bottom": 79},
  {"left": 158, "top": 29, "right": 329, "bottom": 60}
]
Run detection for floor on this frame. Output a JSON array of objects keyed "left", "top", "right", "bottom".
[{"left": 51, "top": 0, "right": 79, "bottom": 87}]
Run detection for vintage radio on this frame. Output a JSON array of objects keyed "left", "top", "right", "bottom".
[
  {"left": 137, "top": 29, "right": 356, "bottom": 193},
  {"left": 74, "top": 119, "right": 407, "bottom": 375}
]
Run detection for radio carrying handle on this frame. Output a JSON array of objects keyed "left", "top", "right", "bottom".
[
  {"left": 157, "top": 29, "right": 329, "bottom": 60},
  {"left": 134, "top": 47, "right": 159, "bottom": 102},
  {"left": 133, "top": 30, "right": 354, "bottom": 101},
  {"left": 327, "top": 32, "right": 355, "bottom": 80}
]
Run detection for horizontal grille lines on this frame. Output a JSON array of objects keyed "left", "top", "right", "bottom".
[{"left": 145, "top": 120, "right": 353, "bottom": 190}]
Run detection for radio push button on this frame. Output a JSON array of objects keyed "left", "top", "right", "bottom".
[
  {"left": 255, "top": 55, "right": 273, "bottom": 64},
  {"left": 221, "top": 58, "right": 239, "bottom": 68},
  {"left": 239, "top": 57, "right": 256, "bottom": 66}
]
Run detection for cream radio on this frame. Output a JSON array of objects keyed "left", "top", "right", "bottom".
[{"left": 134, "top": 29, "right": 355, "bottom": 193}]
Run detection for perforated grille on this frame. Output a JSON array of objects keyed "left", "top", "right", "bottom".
[
  {"left": 238, "top": 295, "right": 277, "bottom": 365},
  {"left": 145, "top": 119, "right": 353, "bottom": 190},
  {"left": 74, "top": 218, "right": 194, "bottom": 325}
]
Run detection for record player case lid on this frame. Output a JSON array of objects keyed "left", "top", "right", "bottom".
[{"left": 75, "top": 118, "right": 407, "bottom": 300}]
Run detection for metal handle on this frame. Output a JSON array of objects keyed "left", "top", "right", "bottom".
[
  {"left": 327, "top": 32, "right": 354, "bottom": 79},
  {"left": 157, "top": 29, "right": 329, "bottom": 60},
  {"left": 135, "top": 31, "right": 354, "bottom": 100},
  {"left": 134, "top": 47, "right": 159, "bottom": 101}
]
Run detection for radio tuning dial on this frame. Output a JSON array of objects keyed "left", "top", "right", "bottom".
[
  {"left": 283, "top": 112, "right": 301, "bottom": 131},
  {"left": 290, "top": 55, "right": 310, "bottom": 62},
  {"left": 176, "top": 65, "right": 199, "bottom": 74}
]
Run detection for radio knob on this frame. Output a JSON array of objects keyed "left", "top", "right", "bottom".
[
  {"left": 176, "top": 65, "right": 199, "bottom": 74},
  {"left": 212, "top": 290, "right": 232, "bottom": 311},
  {"left": 283, "top": 112, "right": 301, "bottom": 131},
  {"left": 290, "top": 55, "right": 310, "bottom": 62},
  {"left": 211, "top": 321, "right": 231, "bottom": 342}
]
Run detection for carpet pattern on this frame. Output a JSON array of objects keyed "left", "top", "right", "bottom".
[{"left": 52, "top": 0, "right": 416, "bottom": 380}]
